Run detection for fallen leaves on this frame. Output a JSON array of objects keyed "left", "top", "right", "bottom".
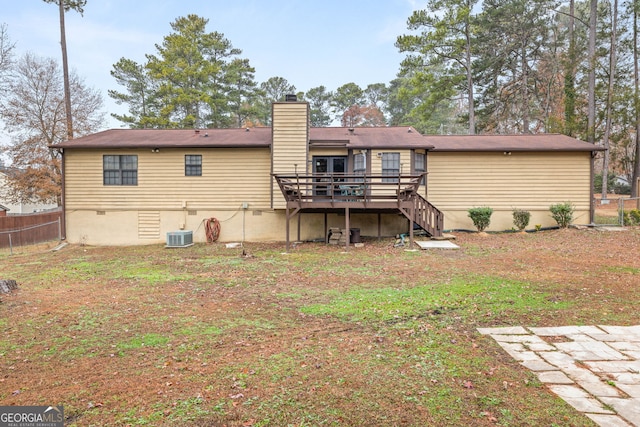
[{"left": 480, "top": 411, "right": 498, "bottom": 423}]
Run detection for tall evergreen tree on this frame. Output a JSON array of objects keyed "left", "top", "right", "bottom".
[
  {"left": 475, "top": 0, "right": 558, "bottom": 133},
  {"left": 396, "top": 0, "right": 478, "bottom": 134},
  {"left": 332, "top": 83, "right": 364, "bottom": 123},
  {"left": 146, "top": 15, "right": 224, "bottom": 128},
  {"left": 110, "top": 15, "right": 255, "bottom": 129},
  {"left": 43, "top": 0, "right": 87, "bottom": 140},
  {"left": 303, "top": 85, "right": 333, "bottom": 127},
  {"left": 253, "top": 76, "right": 296, "bottom": 125},
  {"left": 109, "top": 58, "right": 158, "bottom": 128},
  {"left": 226, "top": 58, "right": 258, "bottom": 128}
]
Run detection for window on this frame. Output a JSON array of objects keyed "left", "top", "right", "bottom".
[
  {"left": 185, "top": 155, "right": 202, "bottom": 176},
  {"left": 103, "top": 155, "right": 137, "bottom": 185},
  {"left": 414, "top": 152, "right": 426, "bottom": 184},
  {"left": 381, "top": 152, "right": 400, "bottom": 182},
  {"left": 354, "top": 153, "right": 366, "bottom": 175}
]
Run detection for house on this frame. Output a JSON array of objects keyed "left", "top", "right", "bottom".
[
  {"left": 0, "top": 204, "right": 8, "bottom": 217},
  {"left": 54, "top": 98, "right": 603, "bottom": 247},
  {"left": 425, "top": 134, "right": 602, "bottom": 231}
]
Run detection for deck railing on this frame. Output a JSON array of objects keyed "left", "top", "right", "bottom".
[
  {"left": 274, "top": 174, "right": 443, "bottom": 238},
  {"left": 274, "top": 174, "right": 424, "bottom": 205}
]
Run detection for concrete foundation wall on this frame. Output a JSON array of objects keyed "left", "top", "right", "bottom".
[{"left": 65, "top": 209, "right": 412, "bottom": 246}]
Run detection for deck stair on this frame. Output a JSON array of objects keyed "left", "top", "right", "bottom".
[{"left": 274, "top": 174, "right": 444, "bottom": 249}]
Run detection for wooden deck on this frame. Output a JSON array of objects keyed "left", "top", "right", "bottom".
[{"left": 273, "top": 174, "right": 444, "bottom": 250}]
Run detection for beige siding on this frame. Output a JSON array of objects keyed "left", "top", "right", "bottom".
[
  {"left": 64, "top": 148, "right": 272, "bottom": 211},
  {"left": 272, "top": 102, "right": 309, "bottom": 208},
  {"left": 309, "top": 147, "right": 349, "bottom": 158},
  {"left": 427, "top": 152, "right": 592, "bottom": 230}
]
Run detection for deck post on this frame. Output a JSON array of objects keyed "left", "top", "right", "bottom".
[
  {"left": 345, "top": 207, "right": 350, "bottom": 250},
  {"left": 273, "top": 174, "right": 444, "bottom": 250},
  {"left": 324, "top": 212, "right": 328, "bottom": 243},
  {"left": 297, "top": 212, "right": 301, "bottom": 242},
  {"left": 285, "top": 205, "right": 291, "bottom": 252},
  {"left": 409, "top": 201, "right": 415, "bottom": 247}
]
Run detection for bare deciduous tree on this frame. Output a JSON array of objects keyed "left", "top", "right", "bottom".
[
  {"left": 0, "top": 23, "right": 15, "bottom": 96},
  {"left": 0, "top": 53, "right": 104, "bottom": 204}
]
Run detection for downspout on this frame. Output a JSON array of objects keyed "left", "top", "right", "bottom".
[
  {"left": 60, "top": 148, "right": 66, "bottom": 240},
  {"left": 270, "top": 126, "right": 274, "bottom": 210}
]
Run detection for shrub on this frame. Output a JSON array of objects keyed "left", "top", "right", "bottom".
[
  {"left": 623, "top": 209, "right": 640, "bottom": 226},
  {"left": 512, "top": 208, "right": 531, "bottom": 231},
  {"left": 468, "top": 207, "right": 493, "bottom": 232},
  {"left": 549, "top": 202, "right": 574, "bottom": 228}
]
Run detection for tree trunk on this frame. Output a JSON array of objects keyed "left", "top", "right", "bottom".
[
  {"left": 521, "top": 43, "right": 530, "bottom": 133},
  {"left": 587, "top": 0, "right": 597, "bottom": 144},
  {"left": 465, "top": 16, "right": 475, "bottom": 135},
  {"left": 601, "top": 0, "right": 618, "bottom": 199},
  {"left": 633, "top": 3, "right": 640, "bottom": 198},
  {"left": 564, "top": 0, "right": 576, "bottom": 136},
  {"left": 58, "top": 0, "right": 73, "bottom": 140},
  {"left": 0, "top": 280, "right": 18, "bottom": 294}
]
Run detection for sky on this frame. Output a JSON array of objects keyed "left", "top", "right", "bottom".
[{"left": 2, "top": 0, "right": 421, "bottom": 131}]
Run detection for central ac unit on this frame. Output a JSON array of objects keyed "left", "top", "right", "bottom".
[{"left": 166, "top": 230, "right": 193, "bottom": 248}]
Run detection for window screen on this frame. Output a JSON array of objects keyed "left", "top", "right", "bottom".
[
  {"left": 414, "top": 152, "right": 426, "bottom": 185},
  {"left": 381, "top": 153, "right": 400, "bottom": 182},
  {"left": 185, "top": 155, "right": 202, "bottom": 176},
  {"left": 103, "top": 155, "right": 138, "bottom": 186}
]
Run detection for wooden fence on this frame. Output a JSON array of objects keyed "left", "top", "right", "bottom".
[{"left": 0, "top": 209, "right": 62, "bottom": 250}]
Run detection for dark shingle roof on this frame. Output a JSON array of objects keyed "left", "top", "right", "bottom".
[
  {"left": 309, "top": 127, "right": 431, "bottom": 149},
  {"left": 54, "top": 127, "right": 433, "bottom": 150},
  {"left": 425, "top": 134, "right": 604, "bottom": 152},
  {"left": 54, "top": 128, "right": 272, "bottom": 149},
  {"left": 53, "top": 128, "right": 602, "bottom": 152}
]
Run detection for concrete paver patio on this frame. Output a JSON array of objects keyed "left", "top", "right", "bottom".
[{"left": 478, "top": 325, "right": 640, "bottom": 427}]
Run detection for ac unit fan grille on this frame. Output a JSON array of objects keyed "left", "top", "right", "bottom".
[{"left": 166, "top": 231, "right": 193, "bottom": 247}]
